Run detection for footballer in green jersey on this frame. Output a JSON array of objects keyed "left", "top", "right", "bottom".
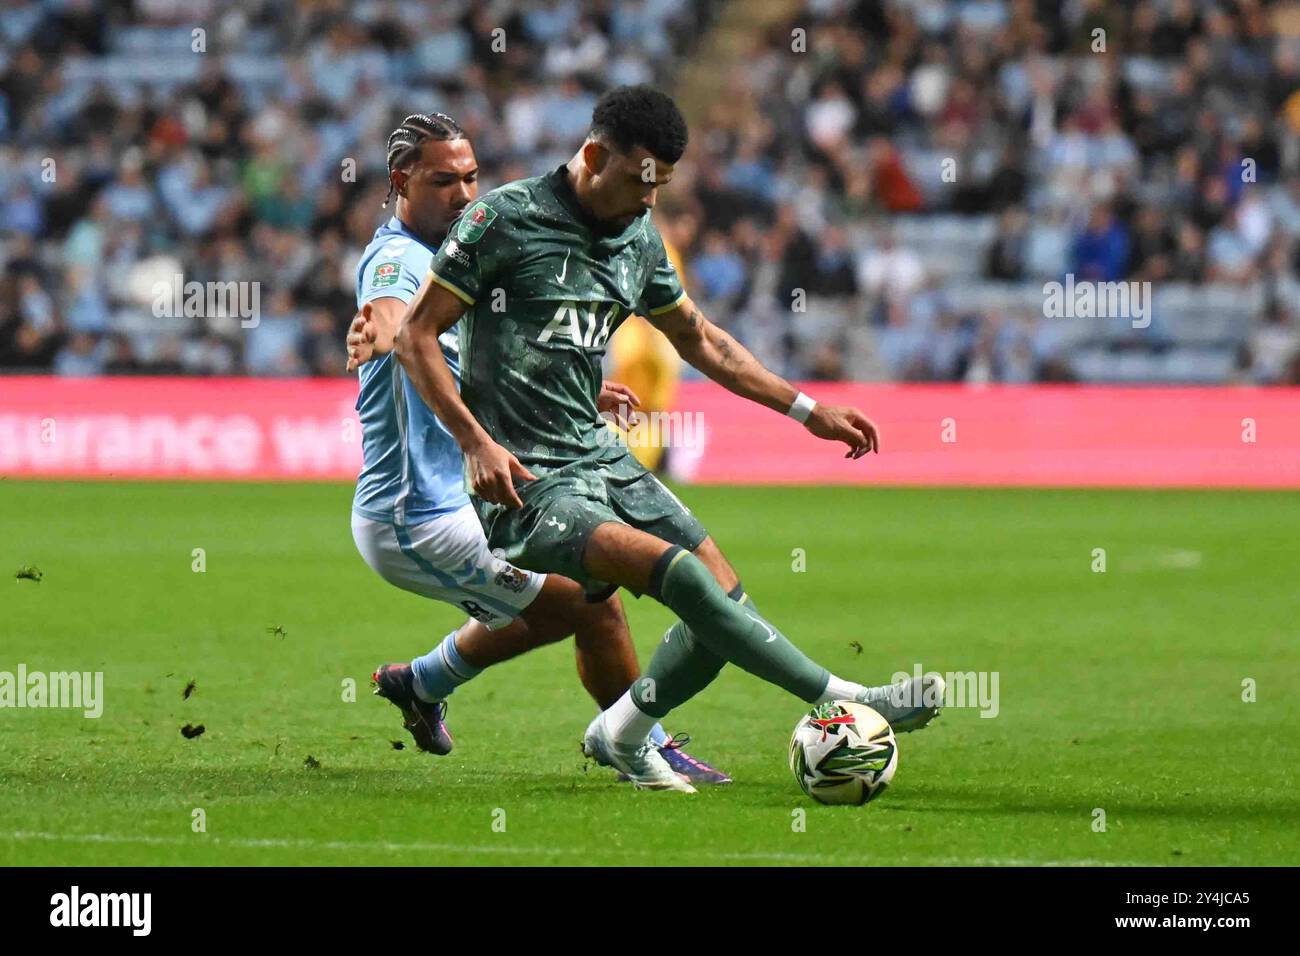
[
  {"left": 428, "top": 162, "right": 688, "bottom": 471},
  {"left": 422, "top": 148, "right": 708, "bottom": 594},
  {"left": 355, "top": 86, "right": 943, "bottom": 793}
]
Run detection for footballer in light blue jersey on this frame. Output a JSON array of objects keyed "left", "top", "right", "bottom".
[
  {"left": 352, "top": 216, "right": 467, "bottom": 526},
  {"left": 346, "top": 110, "right": 729, "bottom": 785}
]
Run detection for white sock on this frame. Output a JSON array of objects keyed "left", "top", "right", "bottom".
[
  {"left": 602, "top": 691, "right": 659, "bottom": 746},
  {"left": 816, "top": 674, "right": 868, "bottom": 705}
]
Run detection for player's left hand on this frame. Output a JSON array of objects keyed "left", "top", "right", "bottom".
[
  {"left": 598, "top": 380, "right": 642, "bottom": 429},
  {"left": 345, "top": 303, "right": 378, "bottom": 372},
  {"left": 805, "top": 404, "right": 880, "bottom": 459}
]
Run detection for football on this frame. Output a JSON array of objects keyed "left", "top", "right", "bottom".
[{"left": 789, "top": 701, "right": 899, "bottom": 805}]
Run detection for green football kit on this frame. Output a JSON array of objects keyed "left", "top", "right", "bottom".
[
  {"left": 427, "top": 164, "right": 707, "bottom": 596},
  {"left": 427, "top": 164, "right": 831, "bottom": 712}
]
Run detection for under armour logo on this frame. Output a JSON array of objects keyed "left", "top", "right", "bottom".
[{"left": 546, "top": 515, "right": 567, "bottom": 532}]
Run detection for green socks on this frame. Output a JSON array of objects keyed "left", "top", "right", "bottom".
[
  {"left": 633, "top": 619, "right": 725, "bottom": 719},
  {"left": 634, "top": 547, "right": 830, "bottom": 716}
]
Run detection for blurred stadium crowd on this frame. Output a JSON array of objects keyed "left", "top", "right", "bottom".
[{"left": 2, "top": 0, "right": 1300, "bottom": 384}]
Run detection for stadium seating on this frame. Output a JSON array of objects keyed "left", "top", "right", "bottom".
[{"left": 1, "top": 0, "right": 1296, "bottom": 385}]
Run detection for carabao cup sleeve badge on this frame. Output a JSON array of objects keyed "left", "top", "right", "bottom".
[
  {"left": 372, "top": 261, "right": 402, "bottom": 287},
  {"left": 456, "top": 202, "right": 497, "bottom": 244}
]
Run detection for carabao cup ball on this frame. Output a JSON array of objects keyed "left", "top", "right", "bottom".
[{"left": 789, "top": 700, "right": 898, "bottom": 805}]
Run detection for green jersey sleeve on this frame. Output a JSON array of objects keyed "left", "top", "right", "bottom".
[
  {"left": 637, "top": 224, "right": 688, "bottom": 317},
  {"left": 427, "top": 196, "right": 517, "bottom": 306}
]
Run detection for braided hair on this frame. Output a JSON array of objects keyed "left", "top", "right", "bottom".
[{"left": 383, "top": 112, "right": 466, "bottom": 208}]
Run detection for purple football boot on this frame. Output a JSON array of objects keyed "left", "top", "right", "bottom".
[{"left": 372, "top": 663, "right": 453, "bottom": 755}]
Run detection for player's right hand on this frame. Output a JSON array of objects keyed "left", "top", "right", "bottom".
[
  {"left": 345, "top": 303, "right": 378, "bottom": 372},
  {"left": 805, "top": 404, "right": 880, "bottom": 459},
  {"left": 466, "top": 438, "right": 537, "bottom": 509}
]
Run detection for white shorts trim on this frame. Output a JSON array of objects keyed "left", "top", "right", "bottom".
[{"left": 351, "top": 504, "right": 545, "bottom": 630}]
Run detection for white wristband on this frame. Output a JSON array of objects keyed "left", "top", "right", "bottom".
[{"left": 786, "top": 392, "right": 817, "bottom": 424}]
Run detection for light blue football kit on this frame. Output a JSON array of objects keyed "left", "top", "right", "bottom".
[
  {"left": 353, "top": 216, "right": 468, "bottom": 526},
  {"left": 350, "top": 216, "right": 545, "bottom": 699}
]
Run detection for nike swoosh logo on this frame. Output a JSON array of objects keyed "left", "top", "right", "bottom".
[
  {"left": 555, "top": 249, "right": 569, "bottom": 282},
  {"left": 746, "top": 613, "right": 778, "bottom": 643}
]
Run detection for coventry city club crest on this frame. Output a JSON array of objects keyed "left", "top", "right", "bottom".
[{"left": 494, "top": 565, "right": 528, "bottom": 593}]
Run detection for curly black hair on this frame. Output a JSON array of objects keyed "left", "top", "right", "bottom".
[
  {"left": 382, "top": 112, "right": 466, "bottom": 207},
  {"left": 589, "top": 85, "right": 688, "bottom": 164}
]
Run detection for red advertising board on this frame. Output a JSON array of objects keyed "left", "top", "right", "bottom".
[
  {"left": 666, "top": 382, "right": 1300, "bottom": 488},
  {"left": 0, "top": 377, "right": 363, "bottom": 480},
  {"left": 1, "top": 377, "right": 1297, "bottom": 487}
]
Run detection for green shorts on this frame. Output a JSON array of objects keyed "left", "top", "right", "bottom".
[{"left": 473, "top": 450, "right": 708, "bottom": 599}]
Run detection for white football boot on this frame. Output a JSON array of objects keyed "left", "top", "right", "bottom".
[
  {"left": 856, "top": 673, "right": 946, "bottom": 732},
  {"left": 582, "top": 713, "right": 697, "bottom": 793}
]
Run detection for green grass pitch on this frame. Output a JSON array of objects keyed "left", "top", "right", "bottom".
[{"left": 2, "top": 480, "right": 1297, "bottom": 866}]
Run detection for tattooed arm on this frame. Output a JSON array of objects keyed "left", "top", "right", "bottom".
[
  {"left": 648, "top": 294, "right": 879, "bottom": 458},
  {"left": 650, "top": 295, "right": 796, "bottom": 413}
]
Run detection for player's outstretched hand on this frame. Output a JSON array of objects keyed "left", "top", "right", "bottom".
[
  {"left": 598, "top": 380, "right": 642, "bottom": 429},
  {"left": 805, "top": 404, "right": 880, "bottom": 459},
  {"left": 345, "top": 303, "right": 378, "bottom": 372},
  {"left": 466, "top": 438, "right": 537, "bottom": 509}
]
